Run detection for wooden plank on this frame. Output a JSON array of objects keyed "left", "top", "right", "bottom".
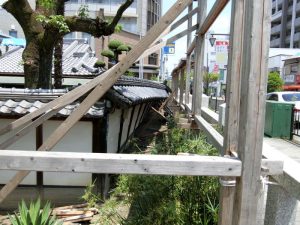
[
  {"left": 232, "top": 0, "right": 271, "bottom": 224},
  {"left": 219, "top": 0, "right": 245, "bottom": 223},
  {"left": 0, "top": 150, "right": 242, "bottom": 176},
  {"left": 194, "top": 115, "right": 223, "bottom": 151},
  {"left": 187, "top": 38, "right": 196, "bottom": 55},
  {"left": 170, "top": 6, "right": 198, "bottom": 31},
  {"left": 185, "top": 3, "right": 193, "bottom": 105},
  {"left": 192, "top": 0, "right": 206, "bottom": 115},
  {"left": 179, "top": 68, "right": 185, "bottom": 105},
  {"left": 198, "top": 0, "right": 229, "bottom": 35},
  {"left": 0, "top": 0, "right": 193, "bottom": 204},
  {"left": 137, "top": 24, "right": 198, "bottom": 61},
  {"left": 0, "top": 107, "right": 62, "bottom": 149}
]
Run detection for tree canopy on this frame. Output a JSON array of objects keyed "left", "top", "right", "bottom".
[
  {"left": 2, "top": 0, "right": 134, "bottom": 89},
  {"left": 267, "top": 71, "right": 284, "bottom": 93}
]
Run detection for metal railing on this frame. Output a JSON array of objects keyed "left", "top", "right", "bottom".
[{"left": 292, "top": 108, "right": 300, "bottom": 137}]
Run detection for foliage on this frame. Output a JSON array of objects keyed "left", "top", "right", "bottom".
[
  {"left": 78, "top": 5, "right": 89, "bottom": 19},
  {"left": 36, "top": 15, "right": 70, "bottom": 33},
  {"left": 267, "top": 71, "right": 284, "bottom": 93},
  {"left": 82, "top": 181, "right": 102, "bottom": 208},
  {"left": 108, "top": 39, "right": 123, "bottom": 50},
  {"left": 94, "top": 60, "right": 106, "bottom": 68},
  {"left": 203, "top": 73, "right": 219, "bottom": 95},
  {"left": 9, "top": 199, "right": 62, "bottom": 225},
  {"left": 203, "top": 73, "right": 219, "bottom": 84},
  {"left": 101, "top": 49, "right": 115, "bottom": 59},
  {"left": 117, "top": 44, "right": 129, "bottom": 52},
  {"left": 125, "top": 71, "right": 136, "bottom": 77},
  {"left": 101, "top": 39, "right": 131, "bottom": 66},
  {"left": 96, "top": 127, "right": 219, "bottom": 225},
  {"left": 38, "top": 0, "right": 55, "bottom": 10},
  {"left": 114, "top": 24, "right": 123, "bottom": 33}
]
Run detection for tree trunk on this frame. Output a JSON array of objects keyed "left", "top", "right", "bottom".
[
  {"left": 39, "top": 47, "right": 54, "bottom": 89},
  {"left": 54, "top": 37, "right": 63, "bottom": 89},
  {"left": 23, "top": 40, "right": 40, "bottom": 89}
]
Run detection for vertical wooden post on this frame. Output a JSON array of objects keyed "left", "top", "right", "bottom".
[
  {"left": 185, "top": 3, "right": 193, "bottom": 105},
  {"left": 232, "top": 0, "right": 271, "bottom": 224},
  {"left": 179, "top": 67, "right": 185, "bottom": 106},
  {"left": 218, "top": 0, "right": 245, "bottom": 224},
  {"left": 174, "top": 73, "right": 179, "bottom": 101},
  {"left": 192, "top": 0, "right": 206, "bottom": 115}
]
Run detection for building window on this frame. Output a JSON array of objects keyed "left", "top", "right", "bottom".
[
  {"left": 148, "top": 53, "right": 158, "bottom": 65},
  {"left": 9, "top": 29, "right": 17, "bottom": 38},
  {"left": 147, "top": 0, "right": 161, "bottom": 31}
]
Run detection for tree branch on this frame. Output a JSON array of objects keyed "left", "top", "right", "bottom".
[
  {"left": 106, "top": 0, "right": 134, "bottom": 32},
  {"left": 3, "top": 0, "right": 34, "bottom": 32},
  {"left": 65, "top": 0, "right": 133, "bottom": 37}
]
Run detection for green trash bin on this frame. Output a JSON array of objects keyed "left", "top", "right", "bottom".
[{"left": 264, "top": 101, "right": 294, "bottom": 139}]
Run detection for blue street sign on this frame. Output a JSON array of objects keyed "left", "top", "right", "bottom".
[{"left": 163, "top": 42, "right": 175, "bottom": 54}]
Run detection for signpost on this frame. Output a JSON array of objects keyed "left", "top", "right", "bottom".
[{"left": 163, "top": 42, "right": 175, "bottom": 54}]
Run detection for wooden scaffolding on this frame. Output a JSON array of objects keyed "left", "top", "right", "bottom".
[{"left": 0, "top": 0, "right": 283, "bottom": 224}]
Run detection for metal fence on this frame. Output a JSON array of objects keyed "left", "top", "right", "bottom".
[{"left": 292, "top": 108, "right": 300, "bottom": 137}]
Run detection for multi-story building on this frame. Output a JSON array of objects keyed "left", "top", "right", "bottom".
[{"left": 271, "top": 0, "right": 300, "bottom": 48}]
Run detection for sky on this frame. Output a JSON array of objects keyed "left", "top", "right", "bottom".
[{"left": 162, "top": 0, "right": 231, "bottom": 77}]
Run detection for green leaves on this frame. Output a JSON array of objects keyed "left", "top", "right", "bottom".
[
  {"left": 36, "top": 15, "right": 70, "bottom": 33},
  {"left": 78, "top": 5, "right": 89, "bottom": 19},
  {"left": 8, "top": 199, "right": 62, "bottom": 225},
  {"left": 267, "top": 71, "right": 284, "bottom": 93}
]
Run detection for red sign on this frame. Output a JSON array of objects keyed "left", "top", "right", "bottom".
[{"left": 215, "top": 41, "right": 229, "bottom": 46}]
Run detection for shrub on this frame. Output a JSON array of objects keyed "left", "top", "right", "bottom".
[
  {"left": 96, "top": 128, "right": 219, "bottom": 225},
  {"left": 101, "top": 49, "right": 114, "bottom": 59},
  {"left": 267, "top": 71, "right": 284, "bottom": 93},
  {"left": 108, "top": 39, "right": 123, "bottom": 50},
  {"left": 94, "top": 60, "right": 106, "bottom": 68}
]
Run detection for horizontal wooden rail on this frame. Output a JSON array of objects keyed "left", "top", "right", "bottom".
[{"left": 0, "top": 150, "right": 241, "bottom": 177}]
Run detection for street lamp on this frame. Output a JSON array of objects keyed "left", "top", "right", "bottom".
[{"left": 209, "top": 35, "right": 217, "bottom": 47}]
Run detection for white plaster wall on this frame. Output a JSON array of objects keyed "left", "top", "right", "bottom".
[
  {"left": 130, "top": 105, "right": 141, "bottom": 135},
  {"left": 121, "top": 108, "right": 132, "bottom": 147},
  {"left": 42, "top": 120, "right": 92, "bottom": 186},
  {"left": 107, "top": 109, "right": 122, "bottom": 153},
  {"left": 0, "top": 119, "right": 36, "bottom": 185}
]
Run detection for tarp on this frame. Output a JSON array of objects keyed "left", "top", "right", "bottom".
[{"left": 0, "top": 38, "right": 26, "bottom": 47}]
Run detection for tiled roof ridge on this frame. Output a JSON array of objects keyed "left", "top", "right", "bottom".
[{"left": 114, "top": 76, "right": 167, "bottom": 90}]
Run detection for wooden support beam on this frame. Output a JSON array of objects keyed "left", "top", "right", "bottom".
[
  {"left": 170, "top": 6, "right": 198, "bottom": 31},
  {"left": 186, "top": 0, "right": 229, "bottom": 56},
  {"left": 232, "top": 0, "right": 271, "bottom": 224},
  {"left": 198, "top": 0, "right": 229, "bottom": 35},
  {"left": 0, "top": 0, "right": 193, "bottom": 204},
  {"left": 0, "top": 107, "right": 62, "bottom": 149},
  {"left": 185, "top": 3, "right": 193, "bottom": 105},
  {"left": 0, "top": 150, "right": 242, "bottom": 177},
  {"left": 137, "top": 24, "right": 198, "bottom": 62},
  {"left": 192, "top": 0, "right": 206, "bottom": 115},
  {"left": 194, "top": 115, "right": 223, "bottom": 151},
  {"left": 179, "top": 68, "right": 185, "bottom": 106},
  {"left": 219, "top": 0, "right": 245, "bottom": 223}
]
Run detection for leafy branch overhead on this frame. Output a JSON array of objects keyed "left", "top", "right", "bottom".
[{"left": 2, "top": 0, "right": 134, "bottom": 89}]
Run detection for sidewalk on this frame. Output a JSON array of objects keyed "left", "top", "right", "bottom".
[{"left": 264, "top": 137, "right": 300, "bottom": 164}]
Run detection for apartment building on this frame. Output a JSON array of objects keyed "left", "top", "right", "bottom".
[{"left": 271, "top": 0, "right": 300, "bottom": 48}]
